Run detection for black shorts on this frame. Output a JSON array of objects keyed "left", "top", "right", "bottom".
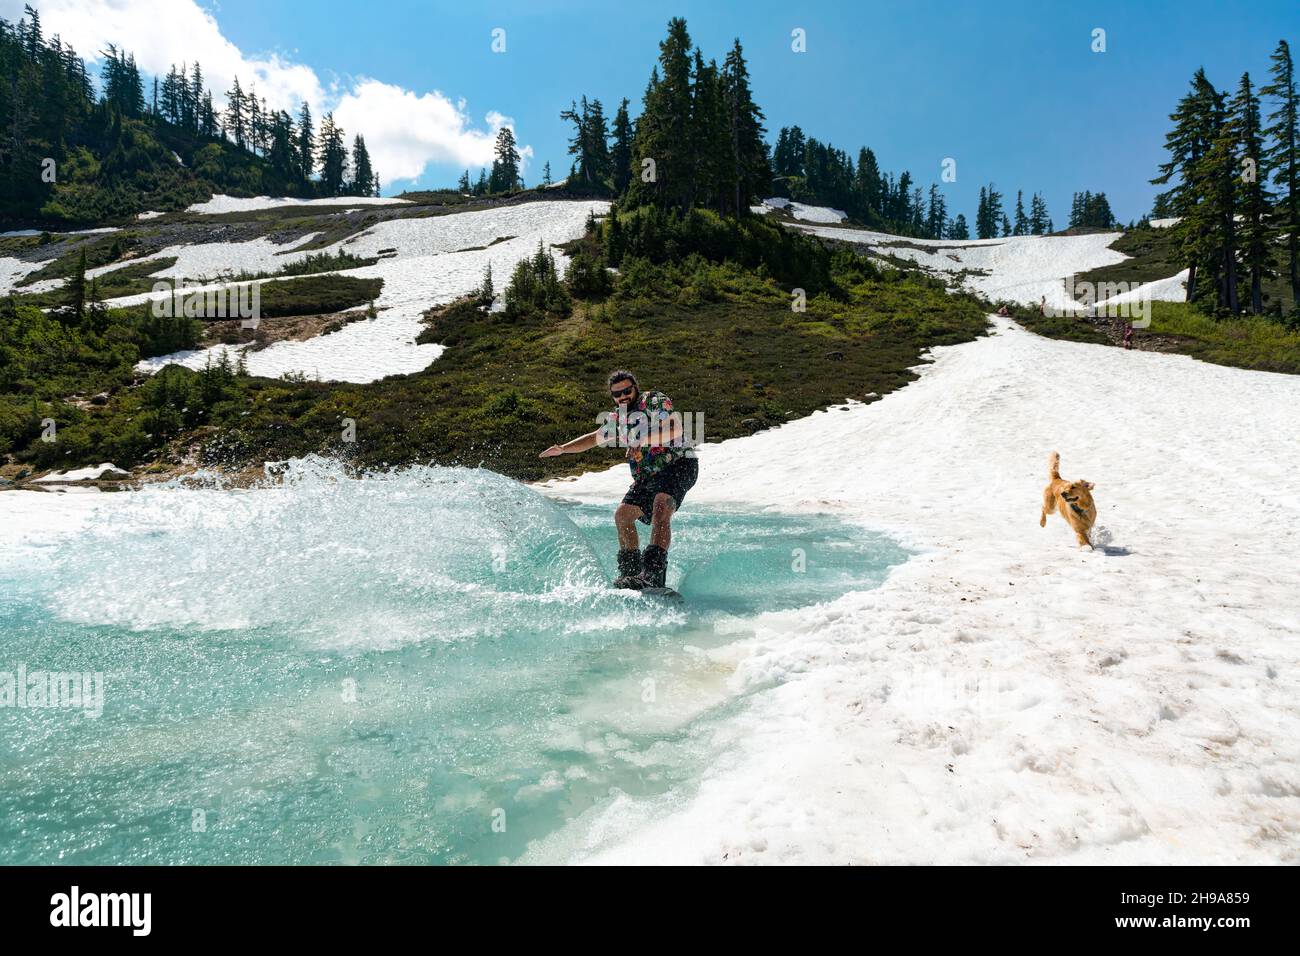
[{"left": 622, "top": 455, "right": 699, "bottom": 525}]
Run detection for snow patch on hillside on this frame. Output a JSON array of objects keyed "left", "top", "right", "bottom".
[
  {"left": 34, "top": 463, "right": 126, "bottom": 482},
  {"left": 791, "top": 224, "right": 1196, "bottom": 313},
  {"left": 758, "top": 197, "right": 849, "bottom": 223},
  {"left": 186, "top": 194, "right": 412, "bottom": 215},
  {"left": 133, "top": 200, "right": 609, "bottom": 383},
  {"left": 1097, "top": 269, "right": 1189, "bottom": 307}
]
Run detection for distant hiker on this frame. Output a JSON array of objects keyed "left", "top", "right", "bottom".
[
  {"left": 1123, "top": 322, "right": 1134, "bottom": 350},
  {"left": 1038, "top": 295, "right": 1046, "bottom": 316},
  {"left": 539, "top": 370, "right": 698, "bottom": 590},
  {"left": 997, "top": 305, "right": 1011, "bottom": 317}
]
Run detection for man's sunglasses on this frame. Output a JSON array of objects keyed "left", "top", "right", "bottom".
[{"left": 610, "top": 385, "right": 635, "bottom": 398}]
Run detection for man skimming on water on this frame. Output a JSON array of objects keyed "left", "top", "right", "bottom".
[{"left": 540, "top": 370, "right": 698, "bottom": 590}]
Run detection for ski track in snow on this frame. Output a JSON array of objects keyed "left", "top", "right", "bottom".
[{"left": 528, "top": 316, "right": 1300, "bottom": 865}]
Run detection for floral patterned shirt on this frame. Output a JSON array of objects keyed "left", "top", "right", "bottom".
[{"left": 614, "top": 390, "right": 685, "bottom": 479}]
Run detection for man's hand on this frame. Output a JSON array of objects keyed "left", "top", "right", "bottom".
[{"left": 539, "top": 445, "right": 564, "bottom": 458}]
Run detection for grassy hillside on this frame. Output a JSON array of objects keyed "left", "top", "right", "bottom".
[{"left": 3, "top": 210, "right": 991, "bottom": 482}]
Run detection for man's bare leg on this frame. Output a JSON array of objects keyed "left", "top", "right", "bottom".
[
  {"left": 615, "top": 503, "right": 642, "bottom": 551},
  {"left": 650, "top": 493, "right": 675, "bottom": 550}
]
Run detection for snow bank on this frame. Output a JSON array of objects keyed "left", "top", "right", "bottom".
[
  {"left": 1096, "top": 269, "right": 1189, "bottom": 307},
  {"left": 759, "top": 197, "right": 848, "bottom": 223},
  {"left": 0, "top": 256, "right": 43, "bottom": 291},
  {"left": 527, "top": 316, "right": 1300, "bottom": 865},
  {"left": 795, "top": 224, "right": 1131, "bottom": 313},
  {"left": 34, "top": 462, "right": 126, "bottom": 482},
  {"left": 187, "top": 195, "right": 411, "bottom": 215},
  {"left": 1149, "top": 217, "right": 1181, "bottom": 229}
]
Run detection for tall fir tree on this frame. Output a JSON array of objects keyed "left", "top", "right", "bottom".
[
  {"left": 1012, "top": 190, "right": 1029, "bottom": 235},
  {"left": 316, "top": 112, "right": 349, "bottom": 196},
  {"left": 296, "top": 102, "right": 315, "bottom": 185},
  {"left": 1228, "top": 72, "right": 1275, "bottom": 313},
  {"left": 1029, "top": 192, "right": 1049, "bottom": 234},
  {"left": 1153, "top": 69, "right": 1221, "bottom": 302},
  {"left": 721, "top": 38, "right": 768, "bottom": 215},
  {"left": 1261, "top": 39, "right": 1300, "bottom": 307},
  {"left": 490, "top": 126, "right": 522, "bottom": 193},
  {"left": 610, "top": 98, "right": 633, "bottom": 195},
  {"left": 350, "top": 134, "right": 374, "bottom": 196},
  {"left": 628, "top": 18, "right": 695, "bottom": 210}
]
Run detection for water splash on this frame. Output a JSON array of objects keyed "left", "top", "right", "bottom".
[{"left": 0, "top": 458, "right": 909, "bottom": 864}]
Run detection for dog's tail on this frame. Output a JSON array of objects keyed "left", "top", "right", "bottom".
[{"left": 1048, "top": 451, "right": 1061, "bottom": 480}]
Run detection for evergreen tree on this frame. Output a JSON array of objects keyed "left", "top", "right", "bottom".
[
  {"left": 458, "top": 169, "right": 471, "bottom": 193},
  {"left": 68, "top": 248, "right": 86, "bottom": 325},
  {"left": 267, "top": 109, "right": 296, "bottom": 179},
  {"left": 895, "top": 170, "right": 913, "bottom": 225},
  {"left": 721, "top": 38, "right": 768, "bottom": 215},
  {"left": 1229, "top": 72, "right": 1275, "bottom": 313},
  {"left": 628, "top": 18, "right": 695, "bottom": 210},
  {"left": 949, "top": 213, "right": 970, "bottom": 240},
  {"left": 350, "top": 134, "right": 374, "bottom": 196},
  {"left": 316, "top": 112, "right": 349, "bottom": 196},
  {"left": 296, "top": 102, "right": 315, "bottom": 184},
  {"left": 490, "top": 126, "right": 522, "bottom": 193},
  {"left": 689, "top": 50, "right": 725, "bottom": 209},
  {"left": 1261, "top": 39, "right": 1300, "bottom": 307},
  {"left": 976, "top": 183, "right": 1003, "bottom": 238},
  {"left": 189, "top": 62, "right": 204, "bottom": 131},
  {"left": 1029, "top": 192, "right": 1049, "bottom": 234},
  {"left": 926, "top": 184, "right": 947, "bottom": 239},
  {"left": 225, "top": 75, "right": 246, "bottom": 148},
  {"left": 610, "top": 98, "right": 633, "bottom": 194},
  {"left": 542, "top": 161, "right": 552, "bottom": 186},
  {"left": 1012, "top": 190, "right": 1029, "bottom": 235},
  {"left": 1153, "top": 69, "right": 1220, "bottom": 302},
  {"left": 560, "top": 97, "right": 612, "bottom": 189}
]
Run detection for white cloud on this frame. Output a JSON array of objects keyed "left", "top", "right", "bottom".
[
  {"left": 333, "top": 80, "right": 531, "bottom": 183},
  {"left": 2, "top": 0, "right": 526, "bottom": 187}
]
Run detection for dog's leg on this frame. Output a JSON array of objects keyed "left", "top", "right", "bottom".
[
  {"left": 1075, "top": 528, "right": 1094, "bottom": 550},
  {"left": 1040, "top": 486, "right": 1055, "bottom": 527}
]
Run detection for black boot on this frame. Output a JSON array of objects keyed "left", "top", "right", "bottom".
[
  {"left": 638, "top": 545, "right": 668, "bottom": 589},
  {"left": 613, "top": 548, "right": 644, "bottom": 589}
]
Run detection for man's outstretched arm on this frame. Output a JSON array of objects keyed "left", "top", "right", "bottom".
[{"left": 539, "top": 429, "right": 604, "bottom": 458}]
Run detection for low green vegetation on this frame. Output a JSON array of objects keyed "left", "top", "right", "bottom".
[
  {"left": 3, "top": 206, "right": 989, "bottom": 480},
  {"left": 1, "top": 272, "right": 382, "bottom": 467},
  {"left": 1012, "top": 300, "right": 1300, "bottom": 373},
  {"left": 1137, "top": 301, "right": 1300, "bottom": 372}
]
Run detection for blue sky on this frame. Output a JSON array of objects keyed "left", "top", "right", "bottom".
[{"left": 16, "top": 0, "right": 1300, "bottom": 224}]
